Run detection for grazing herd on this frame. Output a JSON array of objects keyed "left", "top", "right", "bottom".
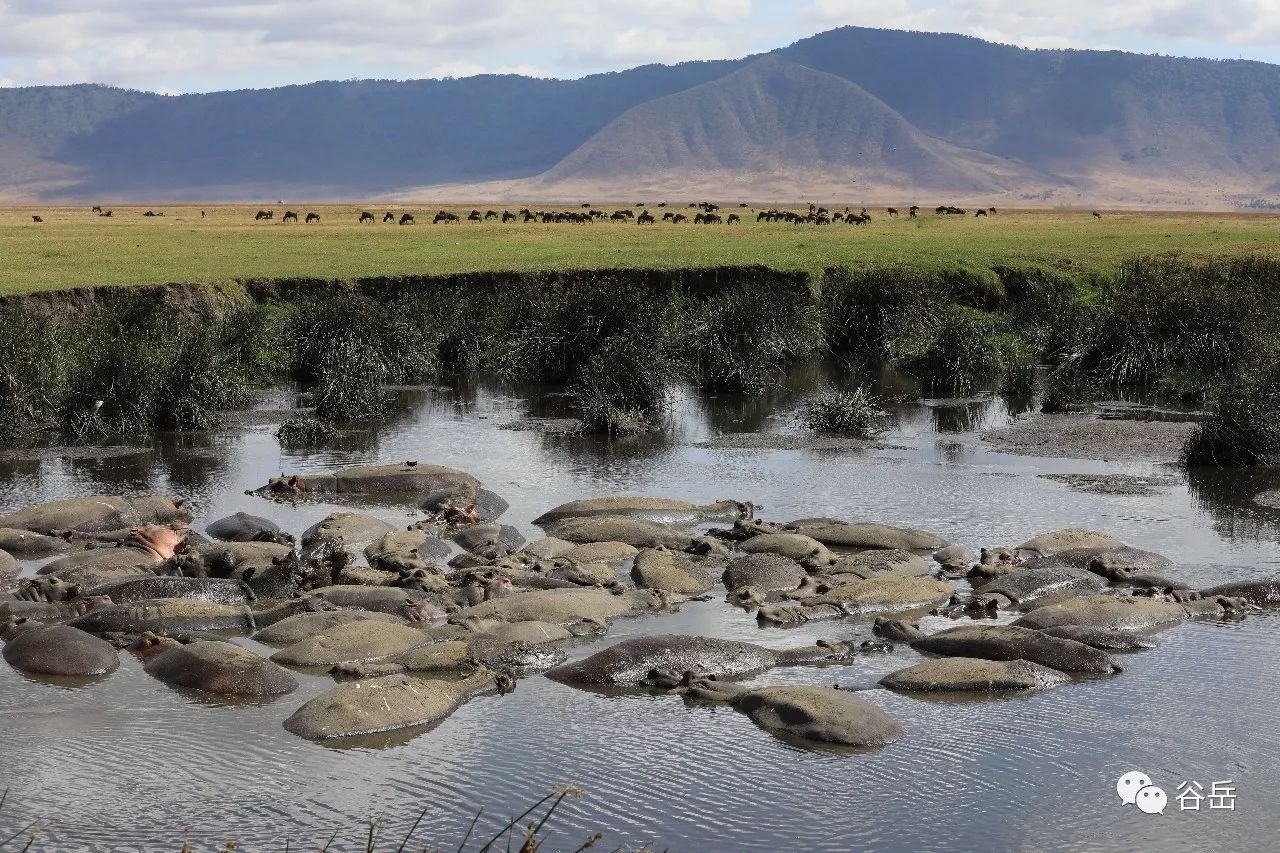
[{"left": 20, "top": 203, "right": 1093, "bottom": 227}]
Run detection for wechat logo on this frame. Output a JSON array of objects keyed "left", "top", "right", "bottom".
[{"left": 1117, "top": 771, "right": 1167, "bottom": 815}]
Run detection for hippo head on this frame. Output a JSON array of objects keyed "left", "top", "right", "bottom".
[
  {"left": 70, "top": 595, "right": 114, "bottom": 616},
  {"left": 129, "top": 632, "right": 179, "bottom": 660},
  {"left": 16, "top": 577, "right": 82, "bottom": 603},
  {"left": 0, "top": 617, "right": 31, "bottom": 641},
  {"left": 129, "top": 523, "right": 189, "bottom": 562}
]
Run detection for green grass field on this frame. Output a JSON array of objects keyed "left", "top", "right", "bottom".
[{"left": 2, "top": 203, "right": 1278, "bottom": 295}]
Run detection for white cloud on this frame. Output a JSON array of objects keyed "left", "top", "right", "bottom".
[{"left": 0, "top": 0, "right": 1278, "bottom": 92}]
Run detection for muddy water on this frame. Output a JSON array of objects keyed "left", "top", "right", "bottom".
[{"left": 1, "top": 374, "right": 1279, "bottom": 852}]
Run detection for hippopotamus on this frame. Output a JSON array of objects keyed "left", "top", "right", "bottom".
[
  {"left": 800, "top": 576, "right": 955, "bottom": 615},
  {"left": 2, "top": 617, "right": 119, "bottom": 676},
  {"left": 36, "top": 548, "right": 161, "bottom": 588},
  {"left": 722, "top": 554, "right": 806, "bottom": 594},
  {"left": 685, "top": 681, "right": 906, "bottom": 747},
  {"left": 0, "top": 527, "right": 68, "bottom": 556},
  {"left": 784, "top": 520, "right": 946, "bottom": 552},
  {"left": 932, "top": 545, "right": 976, "bottom": 575},
  {"left": 630, "top": 547, "right": 713, "bottom": 595},
  {"left": 132, "top": 634, "right": 297, "bottom": 695},
  {"left": 521, "top": 538, "right": 577, "bottom": 560},
  {"left": 0, "top": 495, "right": 189, "bottom": 537},
  {"left": 537, "top": 516, "right": 694, "bottom": 550},
  {"left": 206, "top": 512, "right": 294, "bottom": 546},
  {"left": 561, "top": 541, "right": 639, "bottom": 564},
  {"left": 880, "top": 657, "right": 1071, "bottom": 693},
  {"left": 755, "top": 602, "right": 848, "bottom": 627},
  {"left": 1198, "top": 578, "right": 1280, "bottom": 608},
  {"left": 545, "top": 635, "right": 851, "bottom": 688},
  {"left": 256, "top": 462, "right": 480, "bottom": 505},
  {"left": 827, "top": 549, "right": 931, "bottom": 579},
  {"left": 1013, "top": 594, "right": 1239, "bottom": 632},
  {"left": 69, "top": 598, "right": 308, "bottom": 635},
  {"left": 1015, "top": 528, "right": 1123, "bottom": 557},
  {"left": 971, "top": 566, "right": 1108, "bottom": 609},
  {"left": 872, "top": 617, "right": 922, "bottom": 642},
  {"left": 739, "top": 533, "right": 835, "bottom": 565},
  {"left": 365, "top": 531, "right": 450, "bottom": 573},
  {"left": 452, "top": 524, "right": 525, "bottom": 558},
  {"left": 307, "top": 585, "right": 446, "bottom": 619},
  {"left": 270, "top": 621, "right": 435, "bottom": 667},
  {"left": 0, "top": 595, "right": 112, "bottom": 623},
  {"left": 532, "top": 497, "right": 747, "bottom": 527},
  {"left": 86, "top": 576, "right": 255, "bottom": 605},
  {"left": 967, "top": 547, "right": 1024, "bottom": 579},
  {"left": 0, "top": 548, "right": 17, "bottom": 584},
  {"left": 1038, "top": 625, "right": 1158, "bottom": 651},
  {"left": 458, "top": 588, "right": 665, "bottom": 626},
  {"left": 252, "top": 610, "right": 411, "bottom": 646},
  {"left": 8, "top": 576, "right": 82, "bottom": 603},
  {"left": 282, "top": 669, "right": 500, "bottom": 740},
  {"left": 420, "top": 487, "right": 510, "bottom": 523},
  {"left": 300, "top": 513, "right": 397, "bottom": 563},
  {"left": 912, "top": 624, "right": 1121, "bottom": 674},
  {"left": 180, "top": 540, "right": 297, "bottom": 581}
]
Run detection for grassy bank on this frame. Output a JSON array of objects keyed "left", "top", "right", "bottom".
[
  {"left": 3, "top": 205, "right": 1280, "bottom": 295},
  {"left": 3, "top": 253, "right": 1280, "bottom": 466}
]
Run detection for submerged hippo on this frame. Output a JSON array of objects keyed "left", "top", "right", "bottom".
[
  {"left": 0, "top": 495, "right": 189, "bottom": 536},
  {"left": 686, "top": 681, "right": 906, "bottom": 748},
  {"left": 132, "top": 634, "right": 297, "bottom": 695},
  {"left": 545, "top": 635, "right": 851, "bottom": 688},
  {"left": 740, "top": 533, "right": 835, "bottom": 565},
  {"left": 532, "top": 497, "right": 747, "bottom": 527},
  {"left": 1, "top": 618, "right": 119, "bottom": 676},
  {"left": 459, "top": 588, "right": 664, "bottom": 626},
  {"left": 0, "top": 595, "right": 112, "bottom": 623},
  {"left": 70, "top": 598, "right": 307, "bottom": 635},
  {"left": 283, "top": 669, "right": 499, "bottom": 740},
  {"left": 722, "top": 554, "right": 806, "bottom": 594},
  {"left": 971, "top": 566, "right": 1108, "bottom": 609},
  {"left": 880, "top": 657, "right": 1071, "bottom": 694},
  {"left": 827, "top": 549, "right": 931, "bottom": 580},
  {"left": 252, "top": 610, "right": 410, "bottom": 646},
  {"left": 86, "top": 576, "right": 255, "bottom": 605},
  {"left": 538, "top": 516, "right": 694, "bottom": 550},
  {"left": 630, "top": 548, "right": 713, "bottom": 595},
  {"left": 911, "top": 624, "right": 1121, "bottom": 674},
  {"left": 800, "top": 575, "right": 954, "bottom": 615},
  {"left": 1015, "top": 528, "right": 1123, "bottom": 557},
  {"left": 1012, "top": 594, "right": 1233, "bottom": 633},
  {"left": 300, "top": 513, "right": 397, "bottom": 563},
  {"left": 1198, "top": 578, "right": 1280, "bottom": 608},
  {"left": 784, "top": 520, "right": 945, "bottom": 552},
  {"left": 0, "top": 527, "right": 69, "bottom": 556},
  {"left": 206, "top": 512, "right": 294, "bottom": 546},
  {"left": 270, "top": 621, "right": 435, "bottom": 667},
  {"left": 307, "top": 585, "right": 444, "bottom": 619},
  {"left": 256, "top": 462, "right": 480, "bottom": 503},
  {"left": 452, "top": 523, "right": 525, "bottom": 557}
]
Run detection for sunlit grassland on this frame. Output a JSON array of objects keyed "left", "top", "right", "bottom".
[{"left": 2, "top": 203, "right": 1278, "bottom": 294}]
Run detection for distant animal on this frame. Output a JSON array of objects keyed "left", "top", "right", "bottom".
[
  {"left": 726, "top": 214, "right": 740, "bottom": 224},
  {"left": 672, "top": 214, "right": 688, "bottom": 223},
  {"left": 502, "top": 211, "right": 516, "bottom": 223},
  {"left": 255, "top": 210, "right": 273, "bottom": 221},
  {"left": 485, "top": 210, "right": 498, "bottom": 220},
  {"left": 637, "top": 210, "right": 655, "bottom": 224},
  {"left": 610, "top": 211, "right": 629, "bottom": 221},
  {"left": 1093, "top": 211, "right": 1103, "bottom": 219},
  {"left": 434, "top": 211, "right": 460, "bottom": 224},
  {"left": 282, "top": 210, "right": 298, "bottom": 222},
  {"left": 399, "top": 213, "right": 415, "bottom": 225},
  {"left": 30, "top": 215, "right": 42, "bottom": 223},
  {"left": 383, "top": 212, "right": 395, "bottom": 223},
  {"left": 91, "top": 205, "right": 102, "bottom": 214},
  {"left": 201, "top": 210, "right": 206, "bottom": 219},
  {"left": 975, "top": 209, "right": 987, "bottom": 217},
  {"left": 467, "top": 211, "right": 483, "bottom": 221},
  {"left": 99, "top": 210, "right": 112, "bottom": 218},
  {"left": 908, "top": 205, "right": 919, "bottom": 219},
  {"left": 887, "top": 207, "right": 899, "bottom": 217},
  {"left": 662, "top": 212, "right": 674, "bottom": 221},
  {"left": 988, "top": 207, "right": 998, "bottom": 215},
  {"left": 305, "top": 212, "right": 320, "bottom": 223},
  {"left": 359, "top": 211, "right": 375, "bottom": 223},
  {"left": 143, "top": 210, "right": 163, "bottom": 217}
]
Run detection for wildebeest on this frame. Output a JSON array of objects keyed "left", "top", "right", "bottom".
[
  {"left": 502, "top": 211, "right": 516, "bottom": 223},
  {"left": 305, "top": 212, "right": 320, "bottom": 223},
  {"left": 434, "top": 211, "right": 460, "bottom": 224},
  {"left": 610, "top": 211, "right": 630, "bottom": 221},
  {"left": 467, "top": 211, "right": 482, "bottom": 221},
  {"left": 91, "top": 205, "right": 102, "bottom": 214},
  {"left": 383, "top": 212, "right": 395, "bottom": 223},
  {"left": 282, "top": 210, "right": 298, "bottom": 222},
  {"left": 255, "top": 210, "right": 273, "bottom": 221},
  {"left": 908, "top": 205, "right": 920, "bottom": 219},
  {"left": 30, "top": 215, "right": 43, "bottom": 223},
  {"left": 975, "top": 209, "right": 987, "bottom": 217},
  {"left": 726, "top": 214, "right": 740, "bottom": 224},
  {"left": 99, "top": 209, "right": 112, "bottom": 217},
  {"left": 988, "top": 207, "right": 998, "bottom": 215},
  {"left": 637, "top": 210, "right": 655, "bottom": 224},
  {"left": 399, "top": 213, "right": 415, "bottom": 225},
  {"left": 485, "top": 210, "right": 499, "bottom": 220},
  {"left": 143, "top": 210, "right": 163, "bottom": 217},
  {"left": 672, "top": 214, "right": 688, "bottom": 223},
  {"left": 887, "top": 207, "right": 899, "bottom": 217},
  {"left": 359, "top": 211, "right": 375, "bottom": 223},
  {"left": 1093, "top": 211, "right": 1103, "bottom": 219}
]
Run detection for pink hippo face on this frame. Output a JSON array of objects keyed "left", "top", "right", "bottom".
[{"left": 129, "top": 523, "right": 189, "bottom": 562}]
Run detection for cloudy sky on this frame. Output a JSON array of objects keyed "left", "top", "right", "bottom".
[{"left": 3, "top": 0, "right": 1280, "bottom": 93}]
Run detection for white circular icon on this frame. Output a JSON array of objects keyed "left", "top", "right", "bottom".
[
  {"left": 1117, "top": 771, "right": 1152, "bottom": 805},
  {"left": 1135, "top": 785, "right": 1168, "bottom": 815}
]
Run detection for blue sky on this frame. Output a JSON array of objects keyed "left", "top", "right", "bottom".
[{"left": 2, "top": 0, "right": 1279, "bottom": 93}]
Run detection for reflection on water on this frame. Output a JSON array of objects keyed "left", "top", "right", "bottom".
[{"left": 1, "top": 365, "right": 1280, "bottom": 851}]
